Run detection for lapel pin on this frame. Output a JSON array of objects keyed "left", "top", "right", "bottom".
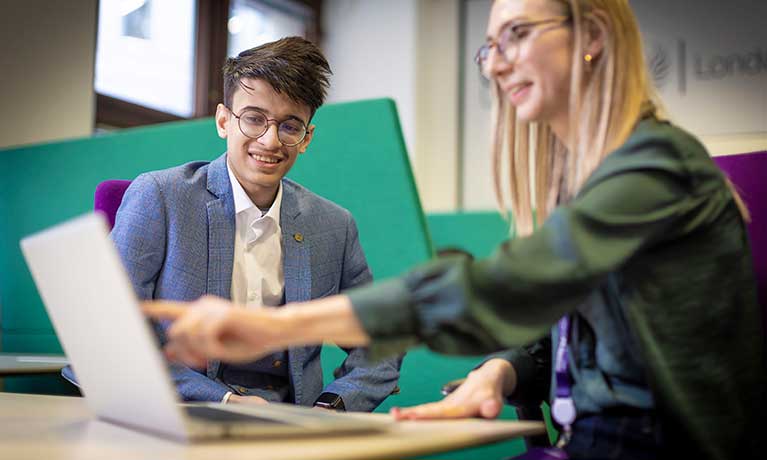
[{"left": 293, "top": 233, "right": 304, "bottom": 243}]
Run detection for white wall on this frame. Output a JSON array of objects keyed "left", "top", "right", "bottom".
[
  {"left": 414, "top": 0, "right": 460, "bottom": 211},
  {"left": 322, "top": 0, "right": 461, "bottom": 211},
  {"left": 461, "top": 0, "right": 494, "bottom": 210},
  {"left": 0, "top": 0, "right": 97, "bottom": 149},
  {"left": 322, "top": 0, "right": 418, "bottom": 152}
]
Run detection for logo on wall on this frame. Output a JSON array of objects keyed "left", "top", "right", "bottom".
[
  {"left": 646, "top": 38, "right": 767, "bottom": 96},
  {"left": 647, "top": 43, "right": 671, "bottom": 89},
  {"left": 695, "top": 47, "right": 767, "bottom": 80}
]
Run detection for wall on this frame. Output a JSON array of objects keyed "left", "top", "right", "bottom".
[
  {"left": 322, "top": 0, "right": 461, "bottom": 212},
  {"left": 0, "top": 0, "right": 97, "bottom": 149},
  {"left": 460, "top": 0, "right": 494, "bottom": 210},
  {"left": 322, "top": 0, "right": 418, "bottom": 151},
  {"left": 414, "top": 0, "right": 461, "bottom": 211}
]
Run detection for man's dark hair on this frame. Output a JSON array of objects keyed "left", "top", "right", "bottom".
[{"left": 222, "top": 37, "right": 331, "bottom": 118}]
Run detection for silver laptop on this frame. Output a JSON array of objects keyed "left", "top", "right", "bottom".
[{"left": 20, "top": 212, "right": 389, "bottom": 442}]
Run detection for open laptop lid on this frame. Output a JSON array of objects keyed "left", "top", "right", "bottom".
[
  {"left": 20, "top": 212, "right": 190, "bottom": 440},
  {"left": 20, "top": 213, "right": 393, "bottom": 442}
]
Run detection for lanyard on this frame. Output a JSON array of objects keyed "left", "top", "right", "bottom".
[{"left": 551, "top": 315, "right": 576, "bottom": 445}]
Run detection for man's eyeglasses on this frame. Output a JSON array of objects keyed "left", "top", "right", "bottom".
[
  {"left": 475, "top": 16, "right": 570, "bottom": 77},
  {"left": 228, "top": 107, "right": 308, "bottom": 147}
]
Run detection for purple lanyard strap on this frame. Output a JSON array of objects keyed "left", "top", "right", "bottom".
[{"left": 551, "top": 315, "right": 576, "bottom": 445}]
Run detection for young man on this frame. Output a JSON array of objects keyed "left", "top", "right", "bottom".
[{"left": 71, "top": 37, "right": 401, "bottom": 411}]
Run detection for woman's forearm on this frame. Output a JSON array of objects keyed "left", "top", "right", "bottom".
[{"left": 270, "top": 294, "right": 371, "bottom": 348}]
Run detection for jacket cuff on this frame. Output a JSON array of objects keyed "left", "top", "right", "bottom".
[
  {"left": 347, "top": 278, "right": 421, "bottom": 361},
  {"left": 486, "top": 343, "right": 551, "bottom": 406}
]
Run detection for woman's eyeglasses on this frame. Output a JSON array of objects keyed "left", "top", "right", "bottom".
[{"left": 475, "top": 16, "right": 570, "bottom": 77}]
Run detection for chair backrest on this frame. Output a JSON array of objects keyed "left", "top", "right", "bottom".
[
  {"left": 713, "top": 150, "right": 767, "bottom": 332},
  {"left": 427, "top": 211, "right": 510, "bottom": 258},
  {"left": 94, "top": 180, "right": 132, "bottom": 230}
]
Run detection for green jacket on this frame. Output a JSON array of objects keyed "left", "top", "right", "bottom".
[{"left": 349, "top": 117, "right": 766, "bottom": 460}]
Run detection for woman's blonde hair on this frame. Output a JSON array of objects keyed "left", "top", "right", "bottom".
[
  {"left": 491, "top": 0, "right": 659, "bottom": 237},
  {"left": 492, "top": 0, "right": 748, "bottom": 236}
]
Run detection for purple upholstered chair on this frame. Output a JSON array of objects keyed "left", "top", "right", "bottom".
[
  {"left": 94, "top": 179, "right": 132, "bottom": 230},
  {"left": 713, "top": 150, "right": 767, "bottom": 333}
]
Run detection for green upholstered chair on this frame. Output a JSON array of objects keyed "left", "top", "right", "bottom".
[{"left": 427, "top": 211, "right": 511, "bottom": 258}]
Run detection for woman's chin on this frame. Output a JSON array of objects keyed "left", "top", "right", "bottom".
[{"left": 512, "top": 105, "right": 541, "bottom": 124}]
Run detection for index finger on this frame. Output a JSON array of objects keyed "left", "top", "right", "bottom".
[{"left": 141, "top": 301, "right": 189, "bottom": 320}]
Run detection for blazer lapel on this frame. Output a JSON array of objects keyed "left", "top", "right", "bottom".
[
  {"left": 281, "top": 181, "right": 312, "bottom": 404},
  {"left": 205, "top": 154, "right": 235, "bottom": 380},
  {"left": 281, "top": 182, "right": 311, "bottom": 304}
]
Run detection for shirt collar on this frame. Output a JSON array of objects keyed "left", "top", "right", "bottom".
[{"left": 226, "top": 160, "right": 282, "bottom": 227}]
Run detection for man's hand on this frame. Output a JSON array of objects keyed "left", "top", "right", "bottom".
[
  {"left": 391, "top": 358, "right": 516, "bottom": 420},
  {"left": 228, "top": 394, "right": 269, "bottom": 405}
]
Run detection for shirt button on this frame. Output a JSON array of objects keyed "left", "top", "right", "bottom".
[{"left": 272, "top": 360, "right": 283, "bottom": 368}]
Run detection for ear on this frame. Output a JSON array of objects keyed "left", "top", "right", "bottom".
[
  {"left": 214, "top": 103, "right": 229, "bottom": 139},
  {"left": 582, "top": 9, "right": 608, "bottom": 61},
  {"left": 298, "top": 124, "right": 315, "bottom": 154}
]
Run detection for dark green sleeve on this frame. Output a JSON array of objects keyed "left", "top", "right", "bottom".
[
  {"left": 349, "top": 138, "right": 700, "bottom": 360},
  {"left": 486, "top": 337, "right": 552, "bottom": 407}
]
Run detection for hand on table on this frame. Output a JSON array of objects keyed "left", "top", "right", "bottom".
[{"left": 391, "top": 358, "right": 515, "bottom": 421}]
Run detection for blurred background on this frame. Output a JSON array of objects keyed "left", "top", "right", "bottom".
[{"left": 1, "top": 0, "right": 765, "bottom": 212}]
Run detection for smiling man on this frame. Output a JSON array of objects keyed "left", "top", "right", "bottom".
[{"left": 82, "top": 37, "right": 402, "bottom": 411}]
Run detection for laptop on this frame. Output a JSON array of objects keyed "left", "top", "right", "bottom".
[{"left": 20, "top": 212, "right": 390, "bottom": 442}]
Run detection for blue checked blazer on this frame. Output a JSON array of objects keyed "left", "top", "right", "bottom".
[{"left": 110, "top": 153, "right": 401, "bottom": 411}]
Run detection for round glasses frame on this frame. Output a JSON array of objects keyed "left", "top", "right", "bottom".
[
  {"left": 228, "top": 107, "right": 308, "bottom": 147},
  {"left": 475, "top": 16, "right": 571, "bottom": 77}
]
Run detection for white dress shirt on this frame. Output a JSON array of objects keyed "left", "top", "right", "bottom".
[
  {"left": 221, "top": 161, "right": 285, "bottom": 403},
  {"left": 222, "top": 163, "right": 286, "bottom": 403},
  {"left": 227, "top": 162, "right": 285, "bottom": 309}
]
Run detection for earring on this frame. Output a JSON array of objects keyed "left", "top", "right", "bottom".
[{"left": 584, "top": 54, "right": 593, "bottom": 62}]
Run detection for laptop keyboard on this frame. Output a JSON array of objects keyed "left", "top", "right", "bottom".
[{"left": 185, "top": 406, "right": 289, "bottom": 425}]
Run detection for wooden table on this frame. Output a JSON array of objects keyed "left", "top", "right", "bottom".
[{"left": 0, "top": 392, "right": 545, "bottom": 459}]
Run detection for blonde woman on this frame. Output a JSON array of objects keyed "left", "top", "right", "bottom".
[{"left": 146, "top": 0, "right": 765, "bottom": 458}]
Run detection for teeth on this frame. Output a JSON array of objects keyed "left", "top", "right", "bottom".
[
  {"left": 511, "top": 83, "right": 529, "bottom": 94},
  {"left": 252, "top": 154, "right": 280, "bottom": 164}
]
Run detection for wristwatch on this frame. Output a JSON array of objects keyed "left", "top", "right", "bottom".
[{"left": 313, "top": 392, "right": 346, "bottom": 411}]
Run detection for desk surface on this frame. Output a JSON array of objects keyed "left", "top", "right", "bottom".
[
  {"left": 0, "top": 353, "right": 68, "bottom": 376},
  {"left": 0, "top": 393, "right": 544, "bottom": 460}
]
